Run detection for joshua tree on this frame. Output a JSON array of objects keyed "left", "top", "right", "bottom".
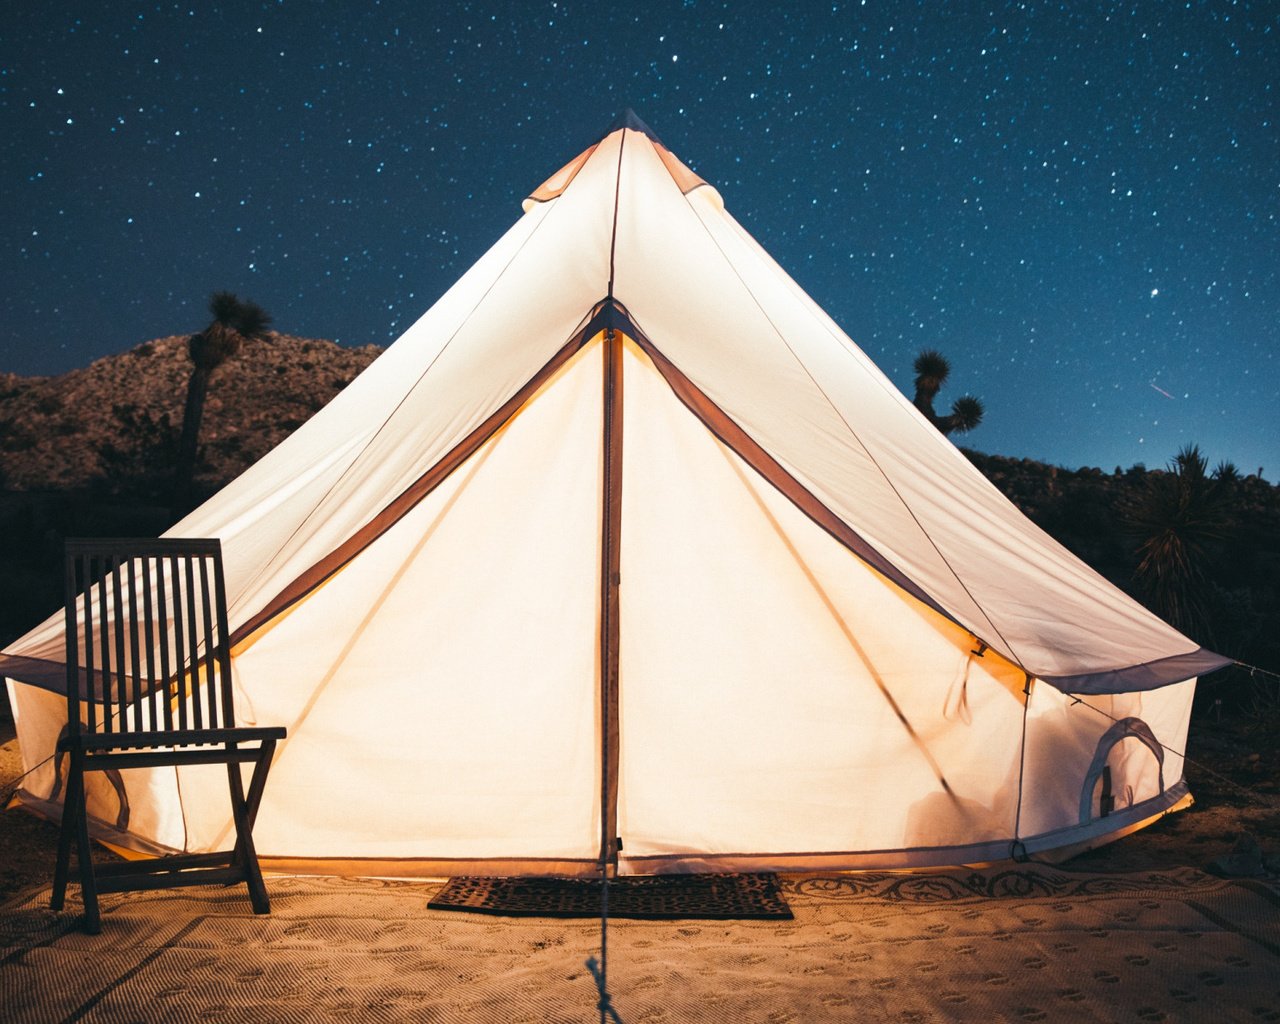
[
  {"left": 173, "top": 291, "right": 272, "bottom": 514},
  {"left": 1122, "top": 443, "right": 1230, "bottom": 641},
  {"left": 911, "top": 349, "right": 985, "bottom": 436}
]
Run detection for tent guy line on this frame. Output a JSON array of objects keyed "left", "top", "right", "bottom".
[
  {"left": 718, "top": 439, "right": 959, "bottom": 799},
  {"left": 677, "top": 159, "right": 1021, "bottom": 666}
]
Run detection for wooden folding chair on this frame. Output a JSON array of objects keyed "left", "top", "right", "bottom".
[{"left": 52, "top": 538, "right": 286, "bottom": 933}]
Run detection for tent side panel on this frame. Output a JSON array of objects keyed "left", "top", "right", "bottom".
[
  {"left": 616, "top": 340, "right": 1027, "bottom": 861},
  {"left": 182, "top": 343, "right": 607, "bottom": 861}
]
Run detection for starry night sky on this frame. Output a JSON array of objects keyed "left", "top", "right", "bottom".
[{"left": 3, "top": 1, "right": 1276, "bottom": 474}]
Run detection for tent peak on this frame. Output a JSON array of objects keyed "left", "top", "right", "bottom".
[
  {"left": 524, "top": 110, "right": 719, "bottom": 213},
  {"left": 606, "top": 108, "right": 660, "bottom": 143}
]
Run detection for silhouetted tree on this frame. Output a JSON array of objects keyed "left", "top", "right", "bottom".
[
  {"left": 174, "top": 292, "right": 272, "bottom": 514},
  {"left": 912, "top": 349, "right": 985, "bottom": 436}
]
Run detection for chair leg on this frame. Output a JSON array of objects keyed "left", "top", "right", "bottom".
[
  {"left": 68, "top": 761, "right": 101, "bottom": 934},
  {"left": 50, "top": 760, "right": 78, "bottom": 912},
  {"left": 226, "top": 755, "right": 270, "bottom": 914},
  {"left": 75, "top": 793, "right": 99, "bottom": 931}
]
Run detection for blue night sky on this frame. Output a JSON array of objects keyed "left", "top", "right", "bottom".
[{"left": 3, "top": 1, "right": 1276, "bottom": 475}]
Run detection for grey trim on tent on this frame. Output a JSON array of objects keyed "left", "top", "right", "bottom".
[
  {"left": 1041, "top": 647, "right": 1232, "bottom": 694},
  {"left": 0, "top": 653, "right": 66, "bottom": 693},
  {"left": 229, "top": 295, "right": 959, "bottom": 663}
]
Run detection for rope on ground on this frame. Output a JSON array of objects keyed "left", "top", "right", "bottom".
[
  {"left": 586, "top": 953, "right": 623, "bottom": 1024},
  {"left": 586, "top": 843, "right": 623, "bottom": 1024}
]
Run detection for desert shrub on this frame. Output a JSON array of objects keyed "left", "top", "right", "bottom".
[
  {"left": 95, "top": 403, "right": 182, "bottom": 501},
  {"left": 0, "top": 427, "right": 38, "bottom": 452}
]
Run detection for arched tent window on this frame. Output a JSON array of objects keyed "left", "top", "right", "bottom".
[{"left": 1079, "top": 718, "right": 1165, "bottom": 824}]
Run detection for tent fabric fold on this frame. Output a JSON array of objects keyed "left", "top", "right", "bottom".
[{"left": 3, "top": 113, "right": 1223, "bottom": 871}]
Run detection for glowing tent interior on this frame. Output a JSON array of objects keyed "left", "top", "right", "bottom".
[{"left": 2, "top": 111, "right": 1228, "bottom": 875}]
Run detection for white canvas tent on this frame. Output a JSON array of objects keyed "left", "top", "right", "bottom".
[{"left": 3, "top": 111, "right": 1228, "bottom": 875}]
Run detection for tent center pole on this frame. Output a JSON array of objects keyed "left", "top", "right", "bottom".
[{"left": 600, "top": 327, "right": 624, "bottom": 874}]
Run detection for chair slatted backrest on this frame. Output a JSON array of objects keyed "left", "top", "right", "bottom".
[{"left": 64, "top": 538, "right": 234, "bottom": 742}]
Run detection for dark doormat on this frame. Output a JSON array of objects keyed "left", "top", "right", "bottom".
[{"left": 427, "top": 872, "right": 793, "bottom": 920}]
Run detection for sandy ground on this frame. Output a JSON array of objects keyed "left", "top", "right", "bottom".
[{"left": 1, "top": 713, "right": 1277, "bottom": 904}]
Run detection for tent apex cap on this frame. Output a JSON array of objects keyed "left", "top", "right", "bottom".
[{"left": 607, "top": 108, "right": 661, "bottom": 143}]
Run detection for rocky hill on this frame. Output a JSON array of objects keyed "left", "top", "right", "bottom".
[{"left": 0, "top": 334, "right": 381, "bottom": 494}]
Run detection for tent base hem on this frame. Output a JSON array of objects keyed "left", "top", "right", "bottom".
[{"left": 10, "top": 782, "right": 1192, "bottom": 877}]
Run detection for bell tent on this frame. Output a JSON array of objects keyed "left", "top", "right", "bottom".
[{"left": 3, "top": 112, "right": 1228, "bottom": 875}]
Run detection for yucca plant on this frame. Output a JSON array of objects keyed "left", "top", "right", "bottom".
[
  {"left": 1123, "top": 444, "right": 1231, "bottom": 641},
  {"left": 1212, "top": 460, "right": 1241, "bottom": 484}
]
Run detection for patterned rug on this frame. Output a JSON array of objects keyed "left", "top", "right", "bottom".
[
  {"left": 428, "top": 872, "right": 793, "bottom": 919},
  {"left": 1, "top": 866, "right": 1277, "bottom": 1022}
]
